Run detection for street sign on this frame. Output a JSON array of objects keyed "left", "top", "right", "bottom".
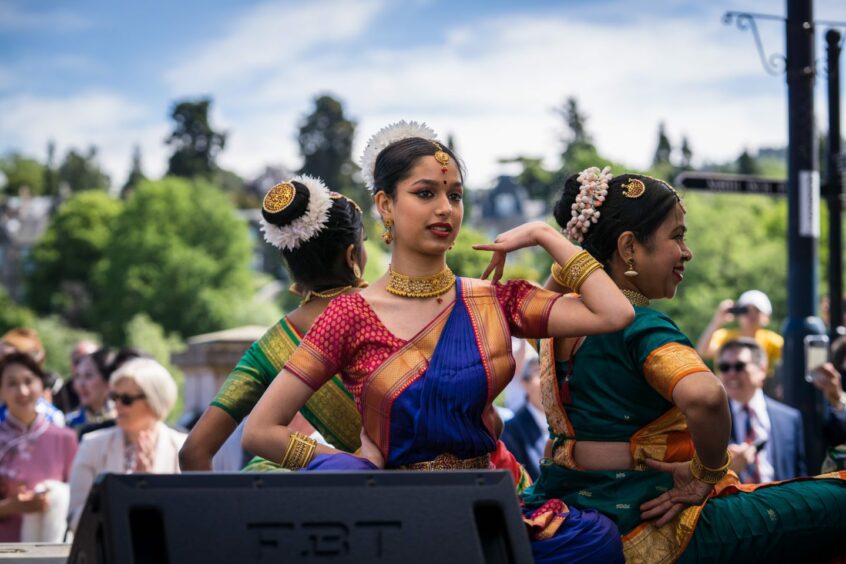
[{"left": 674, "top": 172, "right": 787, "bottom": 195}]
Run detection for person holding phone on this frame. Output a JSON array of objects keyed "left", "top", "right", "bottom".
[
  {"left": 808, "top": 336, "right": 846, "bottom": 451},
  {"left": 716, "top": 338, "right": 806, "bottom": 482},
  {"left": 696, "top": 290, "right": 784, "bottom": 377}
]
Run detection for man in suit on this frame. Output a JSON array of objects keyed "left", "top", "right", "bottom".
[
  {"left": 501, "top": 349, "right": 546, "bottom": 480},
  {"left": 717, "top": 337, "right": 807, "bottom": 482}
]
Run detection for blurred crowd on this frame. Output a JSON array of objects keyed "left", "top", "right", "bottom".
[{"left": 0, "top": 326, "right": 185, "bottom": 543}]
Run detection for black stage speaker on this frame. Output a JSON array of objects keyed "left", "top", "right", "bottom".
[{"left": 68, "top": 470, "right": 533, "bottom": 564}]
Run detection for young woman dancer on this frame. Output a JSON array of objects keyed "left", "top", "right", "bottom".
[{"left": 244, "top": 122, "right": 635, "bottom": 561}]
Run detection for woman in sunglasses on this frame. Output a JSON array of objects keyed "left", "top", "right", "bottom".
[
  {"left": 521, "top": 168, "right": 846, "bottom": 562},
  {"left": 67, "top": 357, "right": 185, "bottom": 531}
]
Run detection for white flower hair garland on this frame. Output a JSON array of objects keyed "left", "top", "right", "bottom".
[
  {"left": 260, "top": 174, "right": 333, "bottom": 251},
  {"left": 565, "top": 166, "right": 613, "bottom": 244},
  {"left": 360, "top": 120, "right": 439, "bottom": 191}
]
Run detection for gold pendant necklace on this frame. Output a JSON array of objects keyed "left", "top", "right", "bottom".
[
  {"left": 621, "top": 289, "right": 650, "bottom": 307},
  {"left": 386, "top": 264, "right": 456, "bottom": 299},
  {"left": 299, "top": 285, "right": 352, "bottom": 305}
]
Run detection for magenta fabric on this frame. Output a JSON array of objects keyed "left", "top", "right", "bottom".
[{"left": 0, "top": 414, "right": 78, "bottom": 541}]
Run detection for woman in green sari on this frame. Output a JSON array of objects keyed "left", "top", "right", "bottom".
[
  {"left": 523, "top": 167, "right": 846, "bottom": 562},
  {"left": 178, "top": 175, "right": 366, "bottom": 471}
]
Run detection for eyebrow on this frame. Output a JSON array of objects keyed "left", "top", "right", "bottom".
[{"left": 411, "top": 178, "right": 463, "bottom": 190}]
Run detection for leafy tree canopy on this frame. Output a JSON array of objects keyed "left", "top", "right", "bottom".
[
  {"left": 166, "top": 98, "right": 226, "bottom": 178},
  {"left": 0, "top": 153, "right": 45, "bottom": 195},
  {"left": 58, "top": 147, "right": 110, "bottom": 193},
  {"left": 26, "top": 191, "right": 123, "bottom": 325},
  {"left": 93, "top": 177, "right": 253, "bottom": 343}
]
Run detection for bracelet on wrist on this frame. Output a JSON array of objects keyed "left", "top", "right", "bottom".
[
  {"left": 689, "top": 450, "right": 731, "bottom": 484},
  {"left": 280, "top": 431, "right": 318, "bottom": 470},
  {"left": 550, "top": 250, "right": 603, "bottom": 294}
]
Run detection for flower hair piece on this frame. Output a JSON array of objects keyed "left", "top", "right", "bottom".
[
  {"left": 565, "top": 166, "right": 613, "bottom": 244},
  {"left": 360, "top": 120, "right": 439, "bottom": 191},
  {"left": 259, "top": 174, "right": 333, "bottom": 251}
]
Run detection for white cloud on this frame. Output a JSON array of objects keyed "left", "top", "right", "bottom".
[
  {"left": 163, "top": 0, "right": 386, "bottom": 96},
  {"left": 0, "top": 92, "right": 169, "bottom": 192}
]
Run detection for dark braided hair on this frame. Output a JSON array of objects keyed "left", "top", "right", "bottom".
[
  {"left": 553, "top": 173, "right": 682, "bottom": 274},
  {"left": 373, "top": 138, "right": 465, "bottom": 198}
]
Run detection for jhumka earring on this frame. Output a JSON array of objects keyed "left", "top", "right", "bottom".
[
  {"left": 382, "top": 218, "right": 394, "bottom": 245},
  {"left": 352, "top": 263, "right": 362, "bottom": 279},
  {"left": 624, "top": 258, "right": 639, "bottom": 278}
]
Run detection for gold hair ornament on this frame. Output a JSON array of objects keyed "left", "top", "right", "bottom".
[
  {"left": 280, "top": 431, "right": 318, "bottom": 469},
  {"left": 386, "top": 264, "right": 456, "bottom": 299},
  {"left": 621, "top": 178, "right": 646, "bottom": 199},
  {"left": 263, "top": 182, "right": 296, "bottom": 213},
  {"left": 689, "top": 450, "right": 732, "bottom": 485},
  {"left": 330, "top": 192, "right": 362, "bottom": 215}
]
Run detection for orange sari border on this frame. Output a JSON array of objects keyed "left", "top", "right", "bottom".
[
  {"left": 643, "top": 343, "right": 709, "bottom": 402},
  {"left": 361, "top": 306, "right": 452, "bottom": 458},
  {"left": 461, "top": 279, "right": 514, "bottom": 404},
  {"left": 538, "top": 337, "right": 581, "bottom": 469}
]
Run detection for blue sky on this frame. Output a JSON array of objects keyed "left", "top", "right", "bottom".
[{"left": 2, "top": 0, "right": 846, "bottom": 190}]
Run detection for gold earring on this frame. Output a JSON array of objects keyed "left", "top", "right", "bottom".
[
  {"left": 352, "top": 263, "right": 362, "bottom": 279},
  {"left": 382, "top": 218, "right": 394, "bottom": 245},
  {"left": 624, "top": 258, "right": 639, "bottom": 278}
]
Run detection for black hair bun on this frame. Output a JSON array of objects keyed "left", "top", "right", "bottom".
[{"left": 261, "top": 181, "right": 310, "bottom": 227}]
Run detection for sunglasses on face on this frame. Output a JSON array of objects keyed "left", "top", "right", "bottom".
[
  {"left": 718, "top": 361, "right": 749, "bottom": 373},
  {"left": 108, "top": 392, "right": 146, "bottom": 406}
]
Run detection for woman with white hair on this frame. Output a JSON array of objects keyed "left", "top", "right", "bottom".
[{"left": 67, "top": 357, "right": 186, "bottom": 531}]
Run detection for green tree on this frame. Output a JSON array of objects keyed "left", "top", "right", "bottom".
[
  {"left": 652, "top": 122, "right": 672, "bottom": 167},
  {"left": 0, "top": 153, "right": 45, "bottom": 195},
  {"left": 93, "top": 177, "right": 253, "bottom": 343},
  {"left": 680, "top": 136, "right": 693, "bottom": 170},
  {"left": 166, "top": 98, "right": 227, "bottom": 178},
  {"left": 26, "top": 191, "right": 123, "bottom": 326},
  {"left": 297, "top": 94, "right": 370, "bottom": 213},
  {"left": 0, "top": 287, "right": 36, "bottom": 332},
  {"left": 447, "top": 227, "right": 492, "bottom": 278},
  {"left": 121, "top": 145, "right": 147, "bottom": 198},
  {"left": 736, "top": 149, "right": 761, "bottom": 175},
  {"left": 498, "top": 156, "right": 556, "bottom": 201},
  {"left": 43, "top": 141, "right": 59, "bottom": 196},
  {"left": 57, "top": 147, "right": 111, "bottom": 193}
]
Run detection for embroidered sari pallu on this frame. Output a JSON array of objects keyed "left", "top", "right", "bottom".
[
  {"left": 210, "top": 316, "right": 362, "bottom": 470},
  {"left": 523, "top": 306, "right": 846, "bottom": 563},
  {"left": 286, "top": 279, "right": 622, "bottom": 561}
]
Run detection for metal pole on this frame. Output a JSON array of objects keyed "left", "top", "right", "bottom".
[
  {"left": 827, "top": 30, "right": 845, "bottom": 339},
  {"left": 782, "top": 0, "right": 827, "bottom": 473}
]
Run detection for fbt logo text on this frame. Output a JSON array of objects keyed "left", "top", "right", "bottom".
[{"left": 247, "top": 520, "right": 402, "bottom": 560}]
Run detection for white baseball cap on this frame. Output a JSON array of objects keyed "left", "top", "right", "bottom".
[{"left": 737, "top": 290, "right": 773, "bottom": 316}]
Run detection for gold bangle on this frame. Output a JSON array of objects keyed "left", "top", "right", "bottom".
[
  {"left": 550, "top": 262, "right": 571, "bottom": 290},
  {"left": 280, "top": 431, "right": 318, "bottom": 470},
  {"left": 551, "top": 250, "right": 603, "bottom": 294},
  {"left": 689, "top": 450, "right": 731, "bottom": 484}
]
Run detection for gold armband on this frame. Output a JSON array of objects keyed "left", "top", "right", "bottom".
[
  {"left": 689, "top": 450, "right": 731, "bottom": 484},
  {"left": 280, "top": 431, "right": 318, "bottom": 470},
  {"left": 550, "top": 250, "right": 603, "bottom": 294}
]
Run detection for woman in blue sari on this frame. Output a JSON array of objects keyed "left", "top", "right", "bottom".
[{"left": 244, "top": 121, "right": 634, "bottom": 561}]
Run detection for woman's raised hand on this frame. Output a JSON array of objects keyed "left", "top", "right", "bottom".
[{"left": 474, "top": 222, "right": 562, "bottom": 283}]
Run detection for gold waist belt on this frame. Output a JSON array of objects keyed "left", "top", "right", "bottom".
[{"left": 399, "top": 452, "right": 491, "bottom": 471}]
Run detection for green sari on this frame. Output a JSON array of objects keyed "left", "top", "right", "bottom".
[
  {"left": 211, "top": 316, "right": 362, "bottom": 470},
  {"left": 523, "top": 305, "right": 846, "bottom": 563}
]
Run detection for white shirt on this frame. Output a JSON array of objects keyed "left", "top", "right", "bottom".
[{"left": 730, "top": 389, "right": 774, "bottom": 483}]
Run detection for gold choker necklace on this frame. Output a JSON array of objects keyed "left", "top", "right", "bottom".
[
  {"left": 621, "top": 289, "right": 650, "bottom": 307},
  {"left": 386, "top": 265, "right": 456, "bottom": 299}
]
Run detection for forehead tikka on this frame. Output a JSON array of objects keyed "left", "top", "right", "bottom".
[{"left": 432, "top": 141, "right": 450, "bottom": 173}]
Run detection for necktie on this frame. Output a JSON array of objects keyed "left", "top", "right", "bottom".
[{"left": 743, "top": 404, "right": 761, "bottom": 483}]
